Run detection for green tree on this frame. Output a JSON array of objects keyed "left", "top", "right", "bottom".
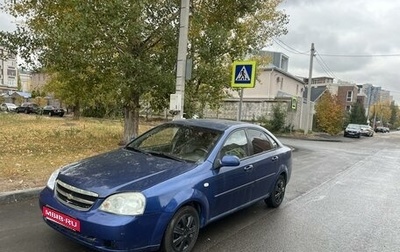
[
  {"left": 315, "top": 91, "right": 343, "bottom": 135},
  {"left": 184, "top": 1, "right": 287, "bottom": 117},
  {"left": 348, "top": 102, "right": 367, "bottom": 124},
  {"left": 370, "top": 101, "right": 391, "bottom": 126},
  {"left": 259, "top": 103, "right": 286, "bottom": 133},
  {"left": 1, "top": 0, "right": 288, "bottom": 143},
  {"left": 389, "top": 101, "right": 398, "bottom": 128}
]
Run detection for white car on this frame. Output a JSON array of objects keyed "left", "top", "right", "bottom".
[
  {"left": 359, "top": 125, "right": 374, "bottom": 137},
  {"left": 0, "top": 103, "right": 18, "bottom": 112}
]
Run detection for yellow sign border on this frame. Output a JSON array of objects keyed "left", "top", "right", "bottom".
[{"left": 231, "top": 60, "right": 256, "bottom": 88}]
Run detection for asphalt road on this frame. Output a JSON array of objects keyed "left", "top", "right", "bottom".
[{"left": 1, "top": 131, "right": 399, "bottom": 252}]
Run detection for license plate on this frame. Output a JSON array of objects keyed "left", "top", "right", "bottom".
[{"left": 42, "top": 206, "right": 81, "bottom": 232}]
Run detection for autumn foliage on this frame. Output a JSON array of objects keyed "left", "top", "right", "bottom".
[{"left": 315, "top": 91, "right": 344, "bottom": 135}]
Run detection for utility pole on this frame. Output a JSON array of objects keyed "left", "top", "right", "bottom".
[
  {"left": 174, "top": 0, "right": 190, "bottom": 119},
  {"left": 366, "top": 86, "right": 374, "bottom": 125},
  {"left": 305, "top": 43, "right": 315, "bottom": 134}
]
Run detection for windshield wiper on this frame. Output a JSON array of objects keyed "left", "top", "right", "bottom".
[
  {"left": 146, "top": 151, "right": 185, "bottom": 162},
  {"left": 125, "top": 146, "right": 148, "bottom": 154}
]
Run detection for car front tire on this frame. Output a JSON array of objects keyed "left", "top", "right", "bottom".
[
  {"left": 265, "top": 175, "right": 286, "bottom": 208},
  {"left": 161, "top": 205, "right": 200, "bottom": 252}
]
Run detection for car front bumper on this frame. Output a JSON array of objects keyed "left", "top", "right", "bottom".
[{"left": 39, "top": 187, "right": 170, "bottom": 252}]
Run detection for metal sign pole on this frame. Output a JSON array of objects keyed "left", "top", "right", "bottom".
[{"left": 237, "top": 88, "right": 243, "bottom": 121}]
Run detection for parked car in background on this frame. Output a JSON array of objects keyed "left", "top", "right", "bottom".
[
  {"left": 375, "top": 126, "right": 390, "bottom": 133},
  {"left": 39, "top": 119, "right": 292, "bottom": 252},
  {"left": 359, "top": 125, "right": 374, "bottom": 137},
  {"left": 344, "top": 124, "right": 361, "bottom": 138},
  {"left": 42, "top": 105, "right": 65, "bottom": 117},
  {"left": 15, "top": 102, "right": 41, "bottom": 114},
  {"left": 0, "top": 102, "right": 17, "bottom": 112}
]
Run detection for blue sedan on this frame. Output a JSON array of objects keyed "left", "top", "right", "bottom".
[{"left": 39, "top": 119, "right": 292, "bottom": 252}]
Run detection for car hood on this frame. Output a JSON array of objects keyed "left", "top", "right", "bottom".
[{"left": 57, "top": 148, "right": 197, "bottom": 197}]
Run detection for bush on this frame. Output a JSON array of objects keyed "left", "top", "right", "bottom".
[{"left": 259, "top": 104, "right": 287, "bottom": 133}]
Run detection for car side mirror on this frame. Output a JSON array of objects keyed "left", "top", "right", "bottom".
[{"left": 220, "top": 155, "right": 240, "bottom": 167}]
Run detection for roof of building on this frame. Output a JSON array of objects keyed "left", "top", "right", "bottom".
[
  {"left": 10, "top": 91, "right": 32, "bottom": 98},
  {"left": 303, "top": 86, "right": 327, "bottom": 102},
  {"left": 260, "top": 66, "right": 305, "bottom": 84}
]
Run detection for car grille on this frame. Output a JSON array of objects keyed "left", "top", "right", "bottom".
[{"left": 55, "top": 180, "right": 99, "bottom": 211}]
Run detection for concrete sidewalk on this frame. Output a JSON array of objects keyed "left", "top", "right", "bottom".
[{"left": 278, "top": 132, "right": 344, "bottom": 142}]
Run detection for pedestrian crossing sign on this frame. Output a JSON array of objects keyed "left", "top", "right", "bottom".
[{"left": 231, "top": 60, "right": 256, "bottom": 88}]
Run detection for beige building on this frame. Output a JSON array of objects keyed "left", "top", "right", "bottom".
[
  {"left": 204, "top": 66, "right": 308, "bottom": 131},
  {"left": 0, "top": 46, "right": 18, "bottom": 93},
  {"left": 19, "top": 70, "right": 32, "bottom": 92},
  {"left": 228, "top": 66, "right": 305, "bottom": 99},
  {"left": 379, "top": 89, "right": 392, "bottom": 103},
  {"left": 31, "top": 72, "right": 49, "bottom": 91}
]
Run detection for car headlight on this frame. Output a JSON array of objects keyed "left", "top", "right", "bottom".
[
  {"left": 47, "top": 168, "right": 60, "bottom": 190},
  {"left": 100, "top": 192, "right": 146, "bottom": 216}
]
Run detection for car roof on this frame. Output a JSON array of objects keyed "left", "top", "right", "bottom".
[{"left": 168, "top": 119, "right": 251, "bottom": 131}]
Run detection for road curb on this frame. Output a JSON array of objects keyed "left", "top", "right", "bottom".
[{"left": 0, "top": 187, "right": 42, "bottom": 204}]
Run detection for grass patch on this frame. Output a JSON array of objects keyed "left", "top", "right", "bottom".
[{"left": 0, "top": 113, "right": 156, "bottom": 192}]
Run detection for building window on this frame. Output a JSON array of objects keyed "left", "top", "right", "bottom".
[
  {"left": 7, "top": 69, "right": 16, "bottom": 77},
  {"left": 346, "top": 91, "right": 353, "bottom": 102},
  {"left": 346, "top": 105, "right": 351, "bottom": 112}
]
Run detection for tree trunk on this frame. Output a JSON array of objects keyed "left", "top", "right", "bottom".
[
  {"left": 122, "top": 94, "right": 140, "bottom": 145},
  {"left": 73, "top": 99, "right": 81, "bottom": 119}
]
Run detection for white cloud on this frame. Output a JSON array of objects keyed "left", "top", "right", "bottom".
[{"left": 267, "top": 0, "right": 400, "bottom": 103}]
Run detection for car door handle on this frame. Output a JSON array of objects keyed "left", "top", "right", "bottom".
[
  {"left": 244, "top": 165, "right": 253, "bottom": 171},
  {"left": 271, "top": 156, "right": 279, "bottom": 162}
]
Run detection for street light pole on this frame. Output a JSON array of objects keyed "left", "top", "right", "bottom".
[{"left": 174, "top": 0, "right": 190, "bottom": 119}]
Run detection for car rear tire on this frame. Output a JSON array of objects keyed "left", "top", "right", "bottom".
[
  {"left": 161, "top": 205, "right": 200, "bottom": 252},
  {"left": 265, "top": 175, "right": 286, "bottom": 208}
]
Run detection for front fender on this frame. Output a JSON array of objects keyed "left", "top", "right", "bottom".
[
  {"left": 149, "top": 187, "right": 210, "bottom": 247},
  {"left": 163, "top": 187, "right": 210, "bottom": 226}
]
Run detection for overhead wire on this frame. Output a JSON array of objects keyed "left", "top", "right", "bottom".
[
  {"left": 271, "top": 38, "right": 309, "bottom": 55},
  {"left": 314, "top": 51, "right": 340, "bottom": 80},
  {"left": 316, "top": 52, "right": 400, "bottom": 58},
  {"left": 270, "top": 39, "right": 400, "bottom": 98},
  {"left": 272, "top": 38, "right": 341, "bottom": 79}
]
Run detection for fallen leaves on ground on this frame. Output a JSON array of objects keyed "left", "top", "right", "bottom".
[{"left": 0, "top": 113, "right": 156, "bottom": 192}]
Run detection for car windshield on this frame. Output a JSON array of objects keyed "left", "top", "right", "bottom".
[
  {"left": 126, "top": 124, "right": 222, "bottom": 163},
  {"left": 347, "top": 124, "right": 360, "bottom": 129}
]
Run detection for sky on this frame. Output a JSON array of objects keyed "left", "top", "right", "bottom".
[{"left": 266, "top": 0, "right": 400, "bottom": 103}]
